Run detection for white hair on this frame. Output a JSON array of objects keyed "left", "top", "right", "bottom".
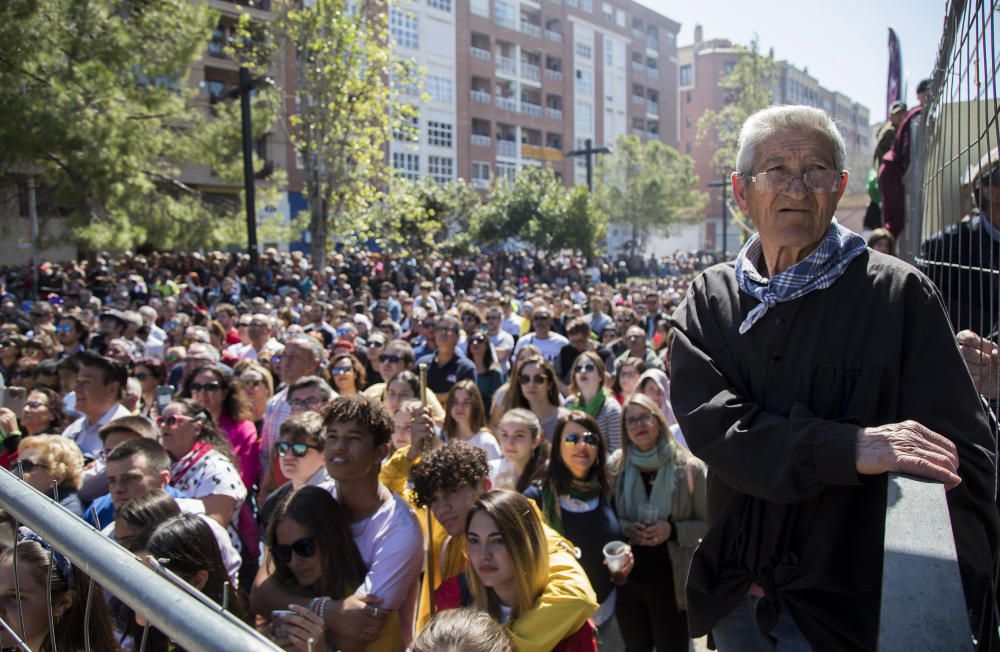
[{"left": 735, "top": 105, "right": 847, "bottom": 177}]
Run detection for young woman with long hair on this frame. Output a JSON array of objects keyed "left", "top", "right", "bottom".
[
  {"left": 466, "top": 332, "right": 504, "bottom": 416},
  {"left": 565, "top": 351, "right": 623, "bottom": 452},
  {"left": 488, "top": 344, "right": 543, "bottom": 429},
  {"left": 489, "top": 408, "right": 549, "bottom": 493},
  {"left": 502, "top": 355, "right": 567, "bottom": 441},
  {"left": 442, "top": 380, "right": 501, "bottom": 461}
]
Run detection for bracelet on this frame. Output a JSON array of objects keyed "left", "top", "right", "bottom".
[{"left": 309, "top": 596, "right": 330, "bottom": 621}]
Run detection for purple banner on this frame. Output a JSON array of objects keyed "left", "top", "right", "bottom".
[{"left": 887, "top": 28, "right": 902, "bottom": 115}]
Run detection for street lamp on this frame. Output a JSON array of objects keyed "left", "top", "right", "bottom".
[
  {"left": 566, "top": 138, "right": 611, "bottom": 192},
  {"left": 211, "top": 67, "right": 274, "bottom": 270}
]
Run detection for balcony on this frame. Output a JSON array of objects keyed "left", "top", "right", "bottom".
[
  {"left": 497, "top": 140, "right": 518, "bottom": 158},
  {"left": 471, "top": 134, "right": 492, "bottom": 147},
  {"left": 520, "top": 20, "right": 542, "bottom": 38},
  {"left": 496, "top": 95, "right": 518, "bottom": 111},
  {"left": 631, "top": 128, "right": 647, "bottom": 139},
  {"left": 545, "top": 107, "right": 563, "bottom": 120},
  {"left": 631, "top": 27, "right": 645, "bottom": 40},
  {"left": 647, "top": 101, "right": 659, "bottom": 116},
  {"left": 545, "top": 69, "right": 563, "bottom": 81},
  {"left": 521, "top": 63, "right": 541, "bottom": 81},
  {"left": 520, "top": 101, "right": 542, "bottom": 117},
  {"left": 470, "top": 89, "right": 491, "bottom": 103},
  {"left": 495, "top": 15, "right": 517, "bottom": 29},
  {"left": 545, "top": 29, "right": 563, "bottom": 43},
  {"left": 631, "top": 95, "right": 645, "bottom": 106},
  {"left": 496, "top": 56, "right": 517, "bottom": 75},
  {"left": 647, "top": 67, "right": 659, "bottom": 79},
  {"left": 470, "top": 46, "right": 491, "bottom": 61},
  {"left": 631, "top": 61, "right": 645, "bottom": 75}
]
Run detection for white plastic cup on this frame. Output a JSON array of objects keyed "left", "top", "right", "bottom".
[
  {"left": 639, "top": 504, "right": 659, "bottom": 524},
  {"left": 603, "top": 540, "right": 628, "bottom": 573}
]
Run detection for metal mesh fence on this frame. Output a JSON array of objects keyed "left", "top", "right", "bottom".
[{"left": 911, "top": 0, "right": 1000, "bottom": 413}]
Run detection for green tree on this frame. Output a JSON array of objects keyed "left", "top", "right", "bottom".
[
  {"left": 595, "top": 135, "right": 706, "bottom": 258},
  {"left": 242, "top": 0, "right": 420, "bottom": 271},
  {"left": 0, "top": 0, "right": 276, "bottom": 251},
  {"left": 697, "top": 36, "right": 778, "bottom": 174}
]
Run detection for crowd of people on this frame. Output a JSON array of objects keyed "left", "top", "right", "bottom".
[
  {"left": 0, "top": 238, "right": 719, "bottom": 651},
  {"left": 0, "top": 102, "right": 998, "bottom": 652}
]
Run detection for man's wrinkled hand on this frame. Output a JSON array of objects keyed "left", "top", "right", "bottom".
[{"left": 856, "top": 421, "right": 961, "bottom": 489}]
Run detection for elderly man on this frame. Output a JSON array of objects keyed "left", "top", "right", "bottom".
[{"left": 670, "top": 105, "right": 999, "bottom": 651}]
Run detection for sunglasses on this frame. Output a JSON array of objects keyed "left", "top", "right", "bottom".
[
  {"left": 470, "top": 336, "right": 487, "bottom": 345},
  {"left": 574, "top": 362, "right": 597, "bottom": 374},
  {"left": 133, "top": 372, "right": 150, "bottom": 381},
  {"left": 276, "top": 441, "right": 322, "bottom": 457},
  {"left": 563, "top": 431, "right": 600, "bottom": 447},
  {"left": 157, "top": 414, "right": 196, "bottom": 428},
  {"left": 270, "top": 537, "right": 317, "bottom": 564},
  {"left": 379, "top": 354, "right": 403, "bottom": 364},
  {"left": 236, "top": 379, "right": 263, "bottom": 389},
  {"left": 188, "top": 382, "right": 222, "bottom": 393},
  {"left": 616, "top": 317, "right": 634, "bottom": 324},
  {"left": 19, "top": 459, "right": 48, "bottom": 473},
  {"left": 331, "top": 367, "right": 353, "bottom": 376},
  {"left": 368, "top": 341, "right": 385, "bottom": 349},
  {"left": 55, "top": 325, "right": 73, "bottom": 333},
  {"left": 533, "top": 315, "right": 551, "bottom": 321},
  {"left": 518, "top": 373, "right": 547, "bottom": 386}
]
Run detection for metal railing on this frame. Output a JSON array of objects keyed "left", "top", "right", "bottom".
[{"left": 0, "top": 468, "right": 279, "bottom": 651}]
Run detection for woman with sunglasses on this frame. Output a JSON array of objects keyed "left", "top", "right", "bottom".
[
  {"left": 157, "top": 399, "right": 248, "bottom": 557},
  {"left": 233, "top": 360, "right": 274, "bottom": 437},
  {"left": 607, "top": 393, "right": 707, "bottom": 652},
  {"left": 566, "top": 351, "right": 623, "bottom": 453},
  {"left": 488, "top": 343, "right": 543, "bottom": 429},
  {"left": 259, "top": 412, "right": 331, "bottom": 532},
  {"left": 330, "top": 352, "right": 365, "bottom": 397},
  {"left": 525, "top": 411, "right": 632, "bottom": 642},
  {"left": 442, "top": 380, "right": 501, "bottom": 461},
  {"left": 0, "top": 386, "right": 67, "bottom": 470},
  {"left": 435, "top": 490, "right": 598, "bottom": 651},
  {"left": 466, "top": 331, "right": 504, "bottom": 416},
  {"left": 502, "top": 355, "right": 567, "bottom": 441},
  {"left": 180, "top": 364, "right": 260, "bottom": 494},
  {"left": 260, "top": 485, "right": 402, "bottom": 651},
  {"left": 0, "top": 334, "right": 25, "bottom": 381},
  {"left": 17, "top": 434, "right": 86, "bottom": 517},
  {"left": 132, "top": 357, "right": 167, "bottom": 419}
]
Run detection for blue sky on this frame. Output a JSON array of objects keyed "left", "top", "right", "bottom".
[{"left": 640, "top": 0, "right": 944, "bottom": 124}]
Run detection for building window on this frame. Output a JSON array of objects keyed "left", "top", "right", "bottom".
[
  {"left": 496, "top": 161, "right": 517, "bottom": 181},
  {"left": 472, "top": 161, "right": 491, "bottom": 182},
  {"left": 470, "top": 0, "right": 489, "bottom": 16},
  {"left": 575, "top": 42, "right": 593, "bottom": 60},
  {"left": 427, "top": 121, "right": 453, "bottom": 147},
  {"left": 575, "top": 69, "right": 592, "bottom": 94},
  {"left": 604, "top": 36, "right": 614, "bottom": 66},
  {"left": 203, "top": 79, "right": 226, "bottom": 99},
  {"left": 602, "top": 3, "right": 613, "bottom": 21},
  {"left": 392, "top": 152, "right": 420, "bottom": 180},
  {"left": 574, "top": 101, "right": 593, "bottom": 133},
  {"left": 393, "top": 113, "right": 419, "bottom": 141},
  {"left": 428, "top": 156, "right": 453, "bottom": 183},
  {"left": 686, "top": 142, "right": 692, "bottom": 154},
  {"left": 427, "top": 0, "right": 451, "bottom": 11},
  {"left": 580, "top": 0, "right": 593, "bottom": 11},
  {"left": 390, "top": 9, "right": 419, "bottom": 49},
  {"left": 679, "top": 64, "right": 692, "bottom": 86},
  {"left": 426, "top": 75, "right": 453, "bottom": 103}
]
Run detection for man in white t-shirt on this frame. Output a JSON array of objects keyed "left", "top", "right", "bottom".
[
  {"left": 250, "top": 396, "right": 422, "bottom": 647},
  {"left": 512, "top": 305, "right": 569, "bottom": 376}
]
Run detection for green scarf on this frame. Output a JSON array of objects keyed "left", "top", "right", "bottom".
[
  {"left": 539, "top": 476, "right": 602, "bottom": 537},
  {"left": 614, "top": 437, "right": 676, "bottom": 526},
  {"left": 570, "top": 389, "right": 606, "bottom": 418}
]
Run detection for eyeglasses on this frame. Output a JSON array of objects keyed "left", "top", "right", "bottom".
[
  {"left": 368, "top": 341, "right": 385, "bottom": 349},
  {"left": 0, "top": 342, "right": 13, "bottom": 348},
  {"left": 435, "top": 326, "right": 458, "bottom": 334},
  {"left": 563, "top": 431, "right": 600, "bottom": 447},
  {"left": 574, "top": 362, "right": 597, "bottom": 374},
  {"left": 745, "top": 169, "right": 844, "bottom": 195},
  {"left": 157, "top": 414, "right": 196, "bottom": 428},
  {"left": 24, "top": 401, "right": 48, "bottom": 410},
  {"left": 626, "top": 335, "right": 646, "bottom": 343},
  {"left": 533, "top": 315, "right": 551, "bottom": 322},
  {"left": 615, "top": 317, "right": 634, "bottom": 324},
  {"left": 55, "top": 325, "right": 73, "bottom": 333},
  {"left": 188, "top": 381, "right": 222, "bottom": 393},
  {"left": 30, "top": 312, "right": 48, "bottom": 319},
  {"left": 276, "top": 441, "right": 322, "bottom": 457},
  {"left": 133, "top": 372, "right": 150, "bottom": 381},
  {"left": 289, "top": 397, "right": 325, "bottom": 411},
  {"left": 270, "top": 537, "right": 317, "bottom": 564},
  {"left": 625, "top": 413, "right": 656, "bottom": 430},
  {"left": 331, "top": 366, "right": 354, "bottom": 376},
  {"left": 470, "top": 336, "right": 487, "bottom": 345},
  {"left": 12, "top": 370, "right": 34, "bottom": 379},
  {"left": 518, "top": 373, "right": 547, "bottom": 386},
  {"left": 379, "top": 354, "right": 403, "bottom": 364},
  {"left": 19, "top": 460, "right": 49, "bottom": 473}
]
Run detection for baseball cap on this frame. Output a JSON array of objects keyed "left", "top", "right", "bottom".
[{"left": 889, "top": 100, "right": 907, "bottom": 115}]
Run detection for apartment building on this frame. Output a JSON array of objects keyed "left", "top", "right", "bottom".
[{"left": 677, "top": 25, "right": 871, "bottom": 253}]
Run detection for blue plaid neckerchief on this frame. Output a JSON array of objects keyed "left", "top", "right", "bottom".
[{"left": 734, "top": 219, "right": 867, "bottom": 334}]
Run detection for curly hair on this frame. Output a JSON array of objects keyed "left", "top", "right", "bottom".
[
  {"left": 321, "top": 395, "right": 394, "bottom": 448},
  {"left": 409, "top": 441, "right": 489, "bottom": 508},
  {"left": 18, "top": 435, "right": 84, "bottom": 491}
]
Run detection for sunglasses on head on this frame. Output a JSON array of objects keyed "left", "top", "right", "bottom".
[
  {"left": 189, "top": 381, "right": 222, "bottom": 393},
  {"left": 518, "top": 373, "right": 547, "bottom": 386},
  {"left": 276, "top": 441, "right": 322, "bottom": 457},
  {"left": 563, "top": 431, "right": 600, "bottom": 447},
  {"left": 574, "top": 362, "right": 597, "bottom": 374},
  {"left": 270, "top": 537, "right": 317, "bottom": 564}
]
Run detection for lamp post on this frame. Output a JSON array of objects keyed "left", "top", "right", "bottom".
[
  {"left": 707, "top": 177, "right": 730, "bottom": 257},
  {"left": 566, "top": 138, "right": 611, "bottom": 192},
  {"left": 212, "top": 67, "right": 273, "bottom": 270}
]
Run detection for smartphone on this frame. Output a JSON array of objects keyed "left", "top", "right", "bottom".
[
  {"left": 271, "top": 609, "right": 296, "bottom": 641},
  {"left": 1, "top": 387, "right": 27, "bottom": 416},
  {"left": 155, "top": 386, "right": 174, "bottom": 412}
]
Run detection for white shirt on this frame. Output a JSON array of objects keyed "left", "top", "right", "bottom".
[
  {"left": 513, "top": 331, "right": 569, "bottom": 369},
  {"left": 233, "top": 338, "right": 282, "bottom": 361},
  {"left": 62, "top": 402, "right": 133, "bottom": 457},
  {"left": 466, "top": 430, "right": 503, "bottom": 462}
]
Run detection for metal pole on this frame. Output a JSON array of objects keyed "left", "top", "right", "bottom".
[
  {"left": 240, "top": 67, "right": 260, "bottom": 271},
  {"left": 0, "top": 469, "right": 280, "bottom": 652},
  {"left": 721, "top": 176, "right": 728, "bottom": 257},
  {"left": 585, "top": 138, "right": 594, "bottom": 192},
  {"left": 27, "top": 177, "right": 38, "bottom": 300}
]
